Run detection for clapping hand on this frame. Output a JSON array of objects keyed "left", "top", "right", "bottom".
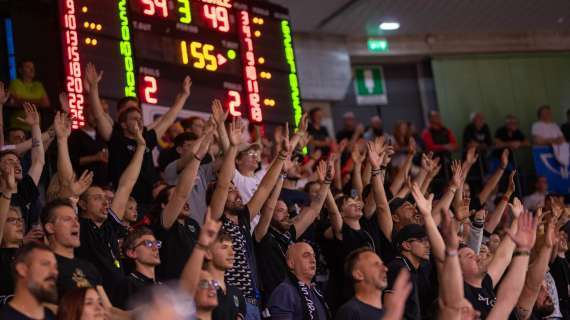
[
  {"left": 506, "top": 210, "right": 537, "bottom": 251},
  {"left": 18, "top": 102, "right": 40, "bottom": 126}
]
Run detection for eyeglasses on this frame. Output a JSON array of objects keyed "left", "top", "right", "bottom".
[
  {"left": 6, "top": 217, "right": 24, "bottom": 225},
  {"left": 245, "top": 150, "right": 260, "bottom": 157},
  {"left": 134, "top": 240, "right": 162, "bottom": 249},
  {"left": 198, "top": 279, "right": 220, "bottom": 290}
]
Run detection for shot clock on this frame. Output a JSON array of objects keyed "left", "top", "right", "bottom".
[{"left": 58, "top": 0, "right": 302, "bottom": 129}]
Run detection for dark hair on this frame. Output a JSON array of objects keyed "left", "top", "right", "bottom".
[
  {"left": 118, "top": 106, "right": 142, "bottom": 124},
  {"left": 537, "top": 105, "right": 550, "bottom": 118},
  {"left": 56, "top": 287, "right": 92, "bottom": 320},
  {"left": 344, "top": 247, "right": 375, "bottom": 282},
  {"left": 17, "top": 59, "right": 33, "bottom": 70},
  {"left": 215, "top": 230, "right": 232, "bottom": 244},
  {"left": 181, "top": 116, "right": 204, "bottom": 130},
  {"left": 303, "top": 181, "right": 319, "bottom": 193},
  {"left": 41, "top": 198, "right": 75, "bottom": 230},
  {"left": 12, "top": 242, "right": 52, "bottom": 278},
  {"left": 117, "top": 96, "right": 140, "bottom": 113},
  {"left": 122, "top": 226, "right": 154, "bottom": 254},
  {"left": 6, "top": 127, "right": 26, "bottom": 137},
  {"left": 308, "top": 107, "right": 322, "bottom": 121},
  {"left": 149, "top": 186, "right": 175, "bottom": 225},
  {"left": 0, "top": 150, "right": 19, "bottom": 162},
  {"left": 174, "top": 132, "right": 198, "bottom": 148}
]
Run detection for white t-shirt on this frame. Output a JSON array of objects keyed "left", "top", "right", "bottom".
[
  {"left": 232, "top": 168, "right": 267, "bottom": 205},
  {"left": 522, "top": 192, "right": 545, "bottom": 211},
  {"left": 531, "top": 121, "right": 563, "bottom": 140}
]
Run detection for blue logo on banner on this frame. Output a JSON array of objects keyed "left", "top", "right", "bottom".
[{"left": 532, "top": 146, "right": 570, "bottom": 194}]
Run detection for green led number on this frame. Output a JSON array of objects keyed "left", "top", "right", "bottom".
[{"left": 178, "top": 0, "right": 192, "bottom": 24}]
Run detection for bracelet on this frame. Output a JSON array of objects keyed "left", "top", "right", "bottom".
[
  {"left": 279, "top": 173, "right": 287, "bottom": 180},
  {"left": 0, "top": 193, "right": 11, "bottom": 200},
  {"left": 446, "top": 249, "right": 458, "bottom": 257},
  {"left": 513, "top": 250, "right": 530, "bottom": 257},
  {"left": 193, "top": 153, "right": 203, "bottom": 162},
  {"left": 323, "top": 179, "right": 333, "bottom": 185},
  {"left": 195, "top": 242, "right": 209, "bottom": 251},
  {"left": 448, "top": 186, "right": 458, "bottom": 194},
  {"left": 278, "top": 152, "right": 288, "bottom": 160}
]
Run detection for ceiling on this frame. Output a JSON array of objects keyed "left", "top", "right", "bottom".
[{"left": 270, "top": 0, "right": 570, "bottom": 37}]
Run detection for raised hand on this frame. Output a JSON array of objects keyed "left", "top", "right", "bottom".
[
  {"left": 382, "top": 145, "right": 395, "bottom": 166},
  {"left": 450, "top": 160, "right": 464, "bottom": 189},
  {"left": 367, "top": 141, "right": 382, "bottom": 169},
  {"left": 455, "top": 199, "right": 471, "bottom": 221},
  {"left": 316, "top": 160, "right": 327, "bottom": 183},
  {"left": 54, "top": 111, "right": 71, "bottom": 139},
  {"left": 351, "top": 148, "right": 365, "bottom": 165},
  {"left": 545, "top": 215, "right": 558, "bottom": 248},
  {"left": 181, "top": 76, "right": 192, "bottom": 96},
  {"left": 410, "top": 181, "right": 433, "bottom": 216},
  {"left": 337, "top": 139, "right": 349, "bottom": 154},
  {"left": 441, "top": 209, "right": 460, "bottom": 250},
  {"left": 298, "top": 113, "right": 309, "bottom": 134},
  {"left": 133, "top": 123, "right": 146, "bottom": 147},
  {"left": 500, "top": 149, "right": 510, "bottom": 168},
  {"left": 18, "top": 103, "right": 40, "bottom": 126},
  {"left": 506, "top": 210, "right": 537, "bottom": 251},
  {"left": 281, "top": 124, "right": 291, "bottom": 154},
  {"left": 465, "top": 146, "right": 478, "bottom": 165},
  {"left": 508, "top": 197, "right": 524, "bottom": 219},
  {"left": 421, "top": 152, "right": 434, "bottom": 171},
  {"left": 228, "top": 117, "right": 244, "bottom": 146},
  {"left": 84, "top": 63, "right": 103, "bottom": 92},
  {"left": 505, "top": 170, "right": 516, "bottom": 196},
  {"left": 408, "top": 137, "right": 417, "bottom": 155},
  {"left": 325, "top": 156, "right": 335, "bottom": 181},
  {"left": 2, "top": 166, "right": 17, "bottom": 194},
  {"left": 0, "top": 81, "right": 10, "bottom": 105},
  {"left": 211, "top": 99, "right": 227, "bottom": 125},
  {"left": 198, "top": 208, "right": 222, "bottom": 247},
  {"left": 71, "top": 171, "right": 94, "bottom": 196}
]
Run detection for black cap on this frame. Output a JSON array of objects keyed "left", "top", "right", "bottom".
[
  {"left": 394, "top": 224, "right": 426, "bottom": 247},
  {"left": 389, "top": 196, "right": 414, "bottom": 214}
]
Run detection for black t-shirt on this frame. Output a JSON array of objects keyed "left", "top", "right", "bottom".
[
  {"left": 213, "top": 285, "right": 246, "bottom": 320},
  {"left": 308, "top": 123, "right": 331, "bottom": 154},
  {"left": 0, "top": 303, "right": 55, "bottom": 320},
  {"left": 115, "top": 271, "right": 160, "bottom": 309},
  {"left": 336, "top": 129, "right": 355, "bottom": 142},
  {"left": 75, "top": 211, "right": 128, "bottom": 306},
  {"left": 493, "top": 126, "right": 526, "bottom": 158},
  {"left": 0, "top": 248, "right": 16, "bottom": 303},
  {"left": 55, "top": 254, "right": 102, "bottom": 299},
  {"left": 561, "top": 123, "right": 570, "bottom": 142},
  {"left": 153, "top": 217, "right": 200, "bottom": 282},
  {"left": 68, "top": 128, "right": 109, "bottom": 187},
  {"left": 463, "top": 273, "right": 496, "bottom": 319},
  {"left": 550, "top": 256, "right": 570, "bottom": 317},
  {"left": 463, "top": 123, "right": 492, "bottom": 148},
  {"left": 108, "top": 125, "right": 158, "bottom": 204},
  {"left": 254, "top": 226, "right": 297, "bottom": 298},
  {"left": 335, "top": 297, "right": 384, "bottom": 320},
  {"left": 361, "top": 216, "right": 397, "bottom": 264},
  {"left": 12, "top": 174, "right": 39, "bottom": 227}
]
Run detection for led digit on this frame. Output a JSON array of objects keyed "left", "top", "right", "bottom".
[
  {"left": 202, "top": 4, "right": 230, "bottom": 33},
  {"left": 141, "top": 0, "right": 155, "bottom": 16},
  {"left": 180, "top": 40, "right": 189, "bottom": 64},
  {"left": 217, "top": 6, "right": 229, "bottom": 32},
  {"left": 203, "top": 44, "right": 217, "bottom": 71},
  {"left": 227, "top": 90, "right": 242, "bottom": 117},
  {"left": 59, "top": 0, "right": 85, "bottom": 129},
  {"left": 238, "top": 10, "right": 262, "bottom": 123},
  {"left": 155, "top": 0, "right": 168, "bottom": 17},
  {"left": 141, "top": 0, "right": 168, "bottom": 17},
  {"left": 143, "top": 76, "right": 158, "bottom": 104},
  {"left": 177, "top": 0, "right": 192, "bottom": 23},
  {"left": 281, "top": 20, "right": 302, "bottom": 128},
  {"left": 190, "top": 41, "right": 206, "bottom": 69}
]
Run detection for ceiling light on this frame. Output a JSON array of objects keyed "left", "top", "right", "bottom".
[{"left": 379, "top": 22, "right": 400, "bottom": 31}]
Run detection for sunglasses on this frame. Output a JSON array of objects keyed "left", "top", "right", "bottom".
[
  {"left": 134, "top": 239, "right": 162, "bottom": 249},
  {"left": 198, "top": 279, "right": 220, "bottom": 290}
]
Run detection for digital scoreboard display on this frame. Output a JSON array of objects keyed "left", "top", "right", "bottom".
[{"left": 58, "top": 0, "right": 302, "bottom": 129}]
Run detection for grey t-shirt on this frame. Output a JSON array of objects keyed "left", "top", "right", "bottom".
[{"left": 163, "top": 161, "right": 215, "bottom": 225}]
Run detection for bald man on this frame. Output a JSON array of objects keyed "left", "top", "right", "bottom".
[{"left": 267, "top": 242, "right": 330, "bottom": 320}]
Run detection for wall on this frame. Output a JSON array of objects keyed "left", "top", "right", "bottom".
[{"left": 432, "top": 53, "right": 570, "bottom": 146}]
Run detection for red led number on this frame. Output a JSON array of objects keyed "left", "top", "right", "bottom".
[
  {"left": 141, "top": 0, "right": 168, "bottom": 17},
  {"left": 142, "top": 76, "right": 159, "bottom": 104},
  {"left": 227, "top": 90, "right": 242, "bottom": 117},
  {"left": 203, "top": 5, "right": 229, "bottom": 32}
]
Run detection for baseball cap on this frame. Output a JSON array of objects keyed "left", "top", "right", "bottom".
[
  {"left": 389, "top": 196, "right": 414, "bottom": 214},
  {"left": 394, "top": 224, "right": 426, "bottom": 247}
]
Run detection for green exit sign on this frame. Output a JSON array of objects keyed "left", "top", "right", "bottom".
[{"left": 367, "top": 39, "right": 389, "bottom": 52}]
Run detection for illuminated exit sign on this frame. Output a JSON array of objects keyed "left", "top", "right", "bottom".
[{"left": 367, "top": 38, "right": 389, "bottom": 52}]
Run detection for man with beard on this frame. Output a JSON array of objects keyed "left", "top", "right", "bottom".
[
  {"left": 209, "top": 119, "right": 293, "bottom": 320},
  {"left": 0, "top": 242, "right": 58, "bottom": 319},
  {"left": 336, "top": 248, "right": 412, "bottom": 320},
  {"left": 41, "top": 198, "right": 101, "bottom": 299},
  {"left": 268, "top": 242, "right": 330, "bottom": 320},
  {"left": 254, "top": 159, "right": 333, "bottom": 298}
]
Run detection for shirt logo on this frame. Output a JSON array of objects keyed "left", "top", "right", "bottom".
[
  {"left": 72, "top": 268, "right": 92, "bottom": 288},
  {"left": 233, "top": 295, "right": 239, "bottom": 307}
]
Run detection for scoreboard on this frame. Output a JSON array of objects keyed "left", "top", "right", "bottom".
[{"left": 58, "top": 0, "right": 302, "bottom": 129}]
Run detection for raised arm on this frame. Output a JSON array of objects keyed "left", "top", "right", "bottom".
[
  {"left": 487, "top": 211, "right": 537, "bottom": 320},
  {"left": 180, "top": 210, "right": 221, "bottom": 296},
  {"left": 368, "top": 141, "right": 393, "bottom": 240},
  {"left": 18, "top": 103, "right": 44, "bottom": 185},
  {"left": 253, "top": 170, "right": 285, "bottom": 242},
  {"left": 161, "top": 132, "right": 211, "bottom": 229},
  {"left": 479, "top": 149, "right": 508, "bottom": 204},
  {"left": 351, "top": 148, "right": 365, "bottom": 199},
  {"left": 111, "top": 124, "right": 146, "bottom": 220},
  {"left": 485, "top": 171, "right": 515, "bottom": 233},
  {"left": 210, "top": 118, "right": 242, "bottom": 221},
  {"left": 152, "top": 76, "right": 192, "bottom": 138},
  {"left": 53, "top": 111, "right": 75, "bottom": 196},
  {"left": 515, "top": 216, "right": 556, "bottom": 319},
  {"left": 487, "top": 197, "right": 524, "bottom": 287},
  {"left": 437, "top": 210, "right": 464, "bottom": 316},
  {"left": 433, "top": 160, "right": 462, "bottom": 224},
  {"left": 0, "top": 167, "right": 17, "bottom": 242},
  {"left": 324, "top": 189, "right": 343, "bottom": 239},
  {"left": 247, "top": 125, "right": 290, "bottom": 217},
  {"left": 211, "top": 99, "right": 230, "bottom": 152},
  {"left": 289, "top": 113, "right": 308, "bottom": 152},
  {"left": 293, "top": 160, "right": 333, "bottom": 238},
  {"left": 412, "top": 182, "right": 445, "bottom": 263},
  {"left": 84, "top": 63, "right": 113, "bottom": 141}
]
